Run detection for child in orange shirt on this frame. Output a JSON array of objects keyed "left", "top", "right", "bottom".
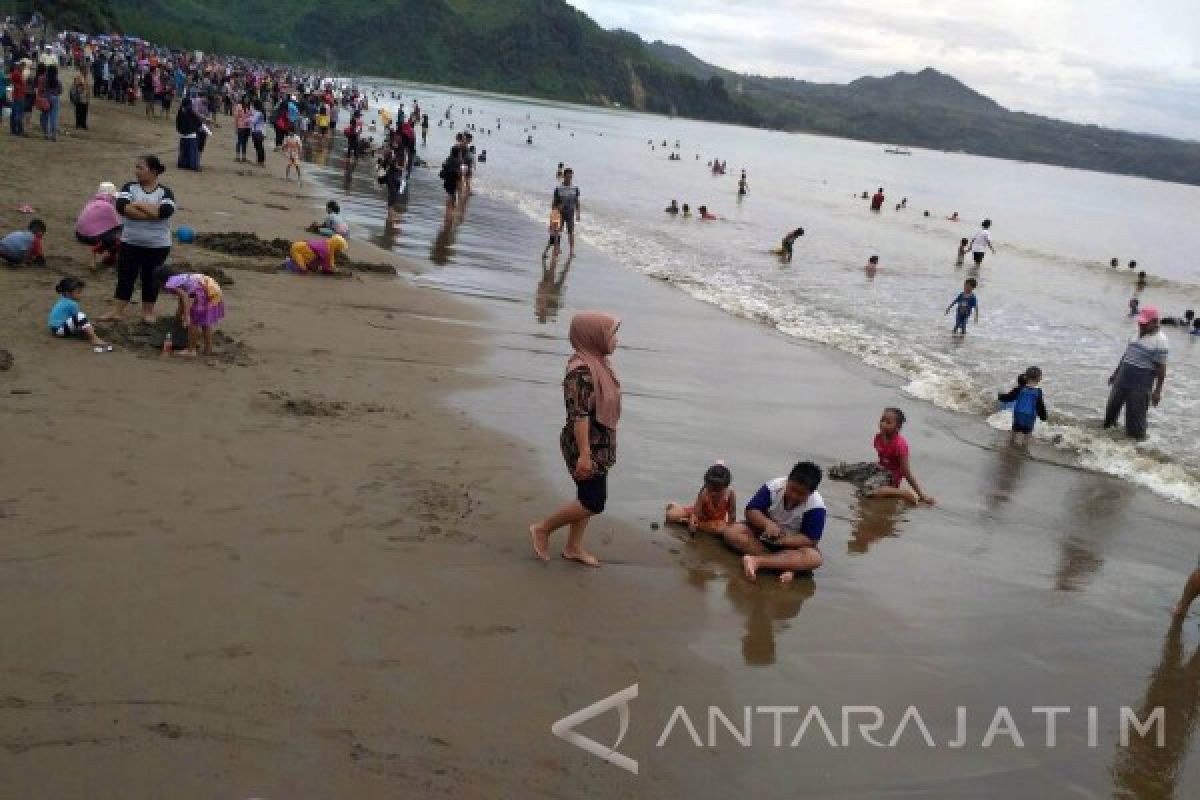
[{"left": 666, "top": 463, "right": 737, "bottom": 535}]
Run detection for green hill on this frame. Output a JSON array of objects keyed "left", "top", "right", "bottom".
[
  {"left": 107, "top": 0, "right": 754, "bottom": 125},
  {"left": 41, "top": 0, "right": 1198, "bottom": 186}
]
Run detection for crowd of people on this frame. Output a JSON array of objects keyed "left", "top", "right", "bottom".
[{"left": 4, "top": 16, "right": 1197, "bottom": 600}]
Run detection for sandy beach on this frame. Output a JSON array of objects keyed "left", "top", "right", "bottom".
[{"left": 5, "top": 74, "right": 1200, "bottom": 799}]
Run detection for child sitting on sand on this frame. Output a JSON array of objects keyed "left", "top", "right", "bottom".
[
  {"left": 284, "top": 234, "right": 347, "bottom": 275},
  {"left": 306, "top": 201, "right": 349, "bottom": 237},
  {"left": 830, "top": 407, "right": 936, "bottom": 505},
  {"left": 998, "top": 367, "right": 1049, "bottom": 445},
  {"left": 0, "top": 218, "right": 47, "bottom": 266},
  {"left": 283, "top": 129, "right": 302, "bottom": 182},
  {"left": 543, "top": 207, "right": 563, "bottom": 259},
  {"left": 47, "top": 277, "right": 110, "bottom": 350},
  {"left": 154, "top": 268, "right": 225, "bottom": 356},
  {"left": 665, "top": 462, "right": 737, "bottom": 535},
  {"left": 720, "top": 461, "right": 826, "bottom": 583}
]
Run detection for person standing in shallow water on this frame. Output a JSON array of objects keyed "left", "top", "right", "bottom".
[{"left": 530, "top": 312, "right": 622, "bottom": 567}]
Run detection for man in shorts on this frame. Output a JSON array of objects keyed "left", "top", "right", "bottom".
[
  {"left": 722, "top": 461, "right": 826, "bottom": 583},
  {"left": 969, "top": 219, "right": 996, "bottom": 266},
  {"left": 552, "top": 168, "right": 581, "bottom": 257}
]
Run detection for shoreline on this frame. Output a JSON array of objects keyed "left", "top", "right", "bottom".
[{"left": 5, "top": 72, "right": 1200, "bottom": 798}]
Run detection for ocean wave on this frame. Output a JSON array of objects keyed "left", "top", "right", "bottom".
[{"left": 479, "top": 182, "right": 1200, "bottom": 508}]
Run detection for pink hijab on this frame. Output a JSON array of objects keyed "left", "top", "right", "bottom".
[{"left": 567, "top": 311, "right": 621, "bottom": 430}]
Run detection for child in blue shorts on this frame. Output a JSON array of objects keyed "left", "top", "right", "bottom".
[
  {"left": 945, "top": 278, "right": 978, "bottom": 335},
  {"left": 998, "top": 366, "right": 1048, "bottom": 446}
]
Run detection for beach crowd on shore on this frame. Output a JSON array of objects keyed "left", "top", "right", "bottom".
[{"left": 4, "top": 12, "right": 1200, "bottom": 612}]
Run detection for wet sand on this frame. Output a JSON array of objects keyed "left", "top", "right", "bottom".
[{"left": 3, "top": 81, "right": 1200, "bottom": 799}]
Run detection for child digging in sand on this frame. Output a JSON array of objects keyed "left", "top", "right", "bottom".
[
  {"left": 721, "top": 461, "right": 826, "bottom": 583},
  {"left": 830, "top": 407, "right": 936, "bottom": 505},
  {"left": 155, "top": 268, "right": 225, "bottom": 356},
  {"left": 48, "top": 277, "right": 111, "bottom": 350},
  {"left": 666, "top": 462, "right": 737, "bottom": 535}
]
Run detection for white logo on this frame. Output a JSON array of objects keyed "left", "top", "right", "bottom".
[{"left": 551, "top": 684, "right": 639, "bottom": 775}]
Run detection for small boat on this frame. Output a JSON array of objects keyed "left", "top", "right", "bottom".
[{"left": 884, "top": 147, "right": 912, "bottom": 155}]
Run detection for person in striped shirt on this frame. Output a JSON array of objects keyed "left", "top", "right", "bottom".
[{"left": 1104, "top": 307, "right": 1168, "bottom": 440}]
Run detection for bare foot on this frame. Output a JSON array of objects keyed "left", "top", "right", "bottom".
[
  {"left": 529, "top": 523, "right": 550, "bottom": 561},
  {"left": 743, "top": 555, "right": 759, "bottom": 581},
  {"left": 175, "top": 349, "right": 198, "bottom": 358},
  {"left": 779, "top": 571, "right": 795, "bottom": 584},
  {"left": 562, "top": 549, "right": 601, "bottom": 567}
]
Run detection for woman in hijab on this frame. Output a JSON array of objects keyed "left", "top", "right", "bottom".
[
  {"left": 530, "top": 311, "right": 622, "bottom": 566},
  {"left": 175, "top": 97, "right": 203, "bottom": 171}
]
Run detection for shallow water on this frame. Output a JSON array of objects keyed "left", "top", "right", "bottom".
[{"left": 320, "top": 82, "right": 1200, "bottom": 508}]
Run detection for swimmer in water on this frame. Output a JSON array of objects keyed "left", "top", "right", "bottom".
[
  {"left": 780, "top": 227, "right": 804, "bottom": 263},
  {"left": 865, "top": 255, "right": 879, "bottom": 277},
  {"left": 1161, "top": 310, "right": 1195, "bottom": 328},
  {"left": 1110, "top": 257, "right": 1119, "bottom": 268},
  {"left": 698, "top": 206, "right": 717, "bottom": 220},
  {"left": 738, "top": 175, "right": 748, "bottom": 196},
  {"left": 665, "top": 199, "right": 680, "bottom": 215},
  {"left": 948, "top": 212, "right": 959, "bottom": 221},
  {"left": 682, "top": 204, "right": 691, "bottom": 218}
]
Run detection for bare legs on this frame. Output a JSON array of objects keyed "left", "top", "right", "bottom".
[
  {"left": 722, "top": 523, "right": 823, "bottom": 584},
  {"left": 100, "top": 299, "right": 156, "bottom": 324},
  {"left": 1174, "top": 568, "right": 1200, "bottom": 617},
  {"left": 529, "top": 499, "right": 599, "bottom": 567}
]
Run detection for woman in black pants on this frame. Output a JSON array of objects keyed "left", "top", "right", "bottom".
[
  {"left": 100, "top": 156, "right": 177, "bottom": 324},
  {"left": 251, "top": 99, "right": 267, "bottom": 166}
]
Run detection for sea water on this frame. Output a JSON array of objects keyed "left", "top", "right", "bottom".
[{"left": 340, "top": 80, "right": 1200, "bottom": 507}]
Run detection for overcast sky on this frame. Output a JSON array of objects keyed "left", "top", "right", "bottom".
[{"left": 568, "top": 0, "right": 1200, "bottom": 140}]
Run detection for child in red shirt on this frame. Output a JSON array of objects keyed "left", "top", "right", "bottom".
[{"left": 830, "top": 407, "right": 936, "bottom": 505}]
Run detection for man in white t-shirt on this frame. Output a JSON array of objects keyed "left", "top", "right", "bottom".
[
  {"left": 722, "top": 461, "right": 827, "bottom": 583},
  {"left": 970, "top": 218, "right": 996, "bottom": 266}
]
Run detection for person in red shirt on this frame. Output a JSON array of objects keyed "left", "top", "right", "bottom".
[
  {"left": 9, "top": 61, "right": 27, "bottom": 136},
  {"left": 870, "top": 187, "right": 885, "bottom": 212},
  {"left": 830, "top": 407, "right": 936, "bottom": 505}
]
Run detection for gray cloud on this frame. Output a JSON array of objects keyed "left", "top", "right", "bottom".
[{"left": 569, "top": 0, "right": 1200, "bottom": 139}]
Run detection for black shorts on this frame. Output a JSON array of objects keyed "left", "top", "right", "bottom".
[
  {"left": 973, "top": 251, "right": 985, "bottom": 265},
  {"left": 575, "top": 472, "right": 607, "bottom": 514},
  {"left": 562, "top": 214, "right": 576, "bottom": 234}
]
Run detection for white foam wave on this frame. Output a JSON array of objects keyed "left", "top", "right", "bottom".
[{"left": 480, "top": 183, "right": 1200, "bottom": 508}]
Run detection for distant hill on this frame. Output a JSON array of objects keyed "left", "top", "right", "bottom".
[
  {"left": 645, "top": 42, "right": 1200, "bottom": 185},
  {"left": 45, "top": 0, "right": 1199, "bottom": 185}
]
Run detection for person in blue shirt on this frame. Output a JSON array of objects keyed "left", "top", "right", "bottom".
[
  {"left": 998, "top": 366, "right": 1048, "bottom": 446},
  {"left": 47, "top": 276, "right": 110, "bottom": 349},
  {"left": 944, "top": 277, "right": 979, "bottom": 335},
  {"left": 722, "top": 461, "right": 827, "bottom": 583}
]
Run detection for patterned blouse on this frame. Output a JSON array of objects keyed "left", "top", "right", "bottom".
[{"left": 559, "top": 366, "right": 617, "bottom": 474}]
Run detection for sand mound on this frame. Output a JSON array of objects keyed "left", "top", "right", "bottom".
[
  {"left": 99, "top": 317, "right": 251, "bottom": 365},
  {"left": 193, "top": 232, "right": 396, "bottom": 274}
]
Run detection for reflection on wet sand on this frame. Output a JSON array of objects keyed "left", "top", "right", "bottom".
[
  {"left": 681, "top": 534, "right": 815, "bottom": 667},
  {"left": 1111, "top": 619, "right": 1200, "bottom": 798},
  {"left": 847, "top": 498, "right": 905, "bottom": 555},
  {"left": 1054, "top": 473, "right": 1133, "bottom": 592},
  {"left": 534, "top": 256, "right": 572, "bottom": 324},
  {"left": 431, "top": 217, "right": 458, "bottom": 266},
  {"left": 984, "top": 444, "right": 1029, "bottom": 511}
]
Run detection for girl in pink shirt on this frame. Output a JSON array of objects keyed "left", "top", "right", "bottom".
[{"left": 831, "top": 407, "right": 936, "bottom": 505}]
